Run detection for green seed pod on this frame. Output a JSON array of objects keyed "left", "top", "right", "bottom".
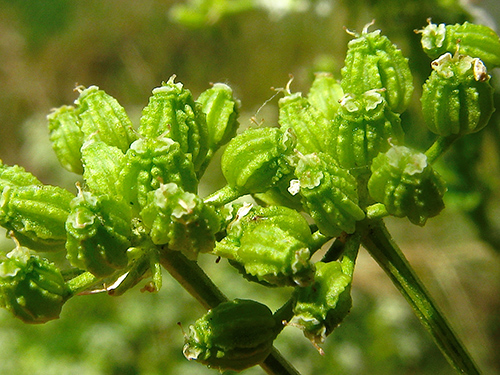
[
  {"left": 183, "top": 299, "right": 279, "bottom": 372},
  {"left": 214, "top": 204, "right": 315, "bottom": 287},
  {"left": 418, "top": 21, "right": 500, "bottom": 68},
  {"left": 0, "top": 246, "right": 69, "bottom": 323},
  {"left": 278, "top": 92, "right": 336, "bottom": 157},
  {"left": 75, "top": 86, "right": 136, "bottom": 152},
  {"left": 221, "top": 127, "right": 295, "bottom": 195},
  {"left": 139, "top": 77, "right": 209, "bottom": 172},
  {"left": 292, "top": 153, "right": 365, "bottom": 237},
  {"left": 47, "top": 105, "right": 85, "bottom": 174},
  {"left": 65, "top": 190, "right": 132, "bottom": 277},
  {"left": 341, "top": 26, "right": 413, "bottom": 113},
  {"left": 197, "top": 83, "right": 240, "bottom": 154},
  {"left": 307, "top": 72, "right": 344, "bottom": 121},
  {"left": 421, "top": 53, "right": 495, "bottom": 136},
  {"left": 0, "top": 160, "right": 42, "bottom": 188},
  {"left": 120, "top": 137, "right": 198, "bottom": 211},
  {"left": 0, "top": 185, "right": 74, "bottom": 252},
  {"left": 368, "top": 145, "right": 447, "bottom": 226},
  {"left": 334, "top": 90, "right": 404, "bottom": 173},
  {"left": 140, "top": 183, "right": 220, "bottom": 260}
]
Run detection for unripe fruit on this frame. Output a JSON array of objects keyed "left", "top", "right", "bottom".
[{"left": 307, "top": 72, "right": 344, "bottom": 121}]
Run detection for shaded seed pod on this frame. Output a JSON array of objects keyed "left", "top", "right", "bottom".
[
  {"left": 307, "top": 72, "right": 344, "bottom": 121},
  {"left": 65, "top": 190, "right": 132, "bottom": 277},
  {"left": 341, "top": 26, "right": 413, "bottom": 113},
  {"left": 221, "top": 127, "right": 295, "bottom": 195},
  {"left": 418, "top": 21, "right": 500, "bottom": 68},
  {"left": 0, "top": 185, "right": 74, "bottom": 252},
  {"left": 140, "top": 183, "right": 221, "bottom": 260},
  {"left": 197, "top": 83, "right": 240, "bottom": 154},
  {"left": 368, "top": 145, "right": 447, "bottom": 226},
  {"left": 139, "top": 77, "right": 209, "bottom": 172},
  {"left": 120, "top": 137, "right": 198, "bottom": 211},
  {"left": 334, "top": 90, "right": 403, "bottom": 173},
  {"left": 278, "top": 92, "right": 336, "bottom": 157},
  {"left": 47, "top": 105, "right": 85, "bottom": 174},
  {"left": 75, "top": 86, "right": 136, "bottom": 152},
  {"left": 183, "top": 299, "right": 279, "bottom": 372},
  {"left": 421, "top": 53, "right": 494, "bottom": 136},
  {"left": 0, "top": 247, "right": 69, "bottom": 323},
  {"left": 214, "top": 205, "right": 315, "bottom": 287},
  {"left": 0, "top": 160, "right": 42, "bottom": 188},
  {"left": 292, "top": 153, "right": 365, "bottom": 237}
]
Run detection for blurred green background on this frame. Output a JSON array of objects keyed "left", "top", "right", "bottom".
[{"left": 1, "top": 0, "right": 500, "bottom": 374}]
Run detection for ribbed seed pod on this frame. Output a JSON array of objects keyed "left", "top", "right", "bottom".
[
  {"left": 292, "top": 153, "right": 365, "bottom": 237},
  {"left": 334, "top": 90, "right": 403, "bottom": 173},
  {"left": 0, "top": 160, "right": 42, "bottom": 188},
  {"left": 139, "top": 77, "right": 209, "bottom": 172},
  {"left": 75, "top": 86, "right": 136, "bottom": 152},
  {"left": 65, "top": 190, "right": 132, "bottom": 277},
  {"left": 214, "top": 205, "right": 315, "bottom": 287},
  {"left": 221, "top": 127, "right": 295, "bottom": 195},
  {"left": 140, "top": 183, "right": 220, "bottom": 260},
  {"left": 307, "top": 72, "right": 344, "bottom": 121},
  {"left": 368, "top": 145, "right": 447, "bottom": 226},
  {"left": 278, "top": 92, "right": 336, "bottom": 157},
  {"left": 421, "top": 53, "right": 494, "bottom": 136},
  {"left": 197, "top": 83, "right": 240, "bottom": 154},
  {"left": 183, "top": 299, "right": 279, "bottom": 372},
  {"left": 0, "top": 247, "right": 69, "bottom": 323},
  {"left": 341, "top": 27, "right": 413, "bottom": 113},
  {"left": 120, "top": 137, "right": 198, "bottom": 211},
  {"left": 0, "top": 185, "right": 74, "bottom": 252},
  {"left": 47, "top": 105, "right": 85, "bottom": 174},
  {"left": 418, "top": 21, "right": 500, "bottom": 68}
]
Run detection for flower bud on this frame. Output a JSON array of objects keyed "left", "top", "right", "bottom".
[
  {"left": 421, "top": 53, "right": 494, "bottom": 136},
  {"left": 292, "top": 153, "right": 365, "bottom": 237},
  {"left": 418, "top": 20, "right": 500, "bottom": 68},
  {"left": 278, "top": 92, "right": 336, "bottom": 157},
  {"left": 368, "top": 145, "right": 447, "bottom": 226},
  {"left": 75, "top": 86, "right": 136, "bottom": 152},
  {"left": 341, "top": 26, "right": 413, "bottom": 113},
  {"left": 214, "top": 205, "right": 315, "bottom": 287},
  {"left": 65, "top": 190, "right": 132, "bottom": 277},
  {"left": 0, "top": 185, "right": 74, "bottom": 252},
  {"left": 140, "top": 183, "right": 220, "bottom": 260},
  {"left": 0, "top": 247, "right": 69, "bottom": 323},
  {"left": 183, "top": 299, "right": 279, "bottom": 372},
  {"left": 139, "top": 77, "right": 209, "bottom": 172},
  {"left": 307, "top": 72, "right": 344, "bottom": 121},
  {"left": 333, "top": 90, "right": 403, "bottom": 173},
  {"left": 47, "top": 105, "right": 85, "bottom": 174},
  {"left": 221, "top": 127, "right": 294, "bottom": 195}
]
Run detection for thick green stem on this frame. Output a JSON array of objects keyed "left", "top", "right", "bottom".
[
  {"left": 203, "top": 184, "right": 242, "bottom": 206},
  {"left": 159, "top": 248, "right": 302, "bottom": 375},
  {"left": 67, "top": 271, "right": 101, "bottom": 296},
  {"left": 359, "top": 219, "right": 481, "bottom": 375},
  {"left": 425, "top": 135, "right": 461, "bottom": 164}
]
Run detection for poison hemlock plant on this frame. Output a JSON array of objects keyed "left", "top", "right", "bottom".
[{"left": 1, "top": 20, "right": 499, "bottom": 374}]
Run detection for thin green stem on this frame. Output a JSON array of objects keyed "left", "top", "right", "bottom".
[
  {"left": 66, "top": 272, "right": 101, "bottom": 296},
  {"left": 359, "top": 219, "right": 481, "bottom": 375},
  {"left": 203, "top": 184, "right": 242, "bottom": 207},
  {"left": 425, "top": 135, "right": 461, "bottom": 165}
]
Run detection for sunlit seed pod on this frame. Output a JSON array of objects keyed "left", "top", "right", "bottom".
[
  {"left": 418, "top": 20, "right": 500, "bottom": 68},
  {"left": 0, "top": 160, "right": 42, "bottom": 188},
  {"left": 0, "top": 185, "right": 74, "bottom": 252},
  {"left": 421, "top": 53, "right": 495, "bottom": 136},
  {"left": 307, "top": 72, "right": 344, "bottom": 121},
  {"left": 221, "top": 127, "right": 295, "bottom": 195},
  {"left": 120, "top": 137, "right": 198, "bottom": 211},
  {"left": 65, "top": 190, "right": 132, "bottom": 277},
  {"left": 0, "top": 247, "right": 69, "bottom": 323},
  {"left": 183, "top": 299, "right": 279, "bottom": 372},
  {"left": 197, "top": 83, "right": 240, "bottom": 153},
  {"left": 139, "top": 77, "right": 209, "bottom": 172},
  {"left": 278, "top": 92, "right": 336, "bottom": 158},
  {"left": 333, "top": 90, "right": 403, "bottom": 173},
  {"left": 47, "top": 105, "right": 85, "bottom": 174},
  {"left": 140, "top": 183, "right": 221, "bottom": 260},
  {"left": 292, "top": 153, "right": 365, "bottom": 237},
  {"left": 75, "top": 86, "right": 136, "bottom": 152},
  {"left": 341, "top": 26, "right": 414, "bottom": 113},
  {"left": 368, "top": 145, "right": 447, "bottom": 226}
]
